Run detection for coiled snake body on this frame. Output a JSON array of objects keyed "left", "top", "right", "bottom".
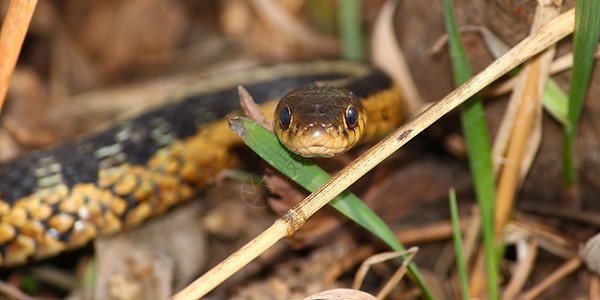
[{"left": 0, "top": 61, "right": 403, "bottom": 266}]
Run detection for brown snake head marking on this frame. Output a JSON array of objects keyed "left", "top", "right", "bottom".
[{"left": 274, "top": 84, "right": 367, "bottom": 158}]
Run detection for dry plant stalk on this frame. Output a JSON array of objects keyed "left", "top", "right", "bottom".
[
  {"left": 518, "top": 256, "right": 581, "bottom": 300},
  {"left": 502, "top": 238, "right": 539, "bottom": 300},
  {"left": 394, "top": 220, "right": 464, "bottom": 245},
  {"left": 486, "top": 47, "right": 600, "bottom": 98},
  {"left": 352, "top": 248, "right": 418, "bottom": 299},
  {"left": 493, "top": 0, "right": 561, "bottom": 234},
  {"left": 591, "top": 276, "right": 600, "bottom": 300},
  {"left": 171, "top": 8, "right": 575, "bottom": 300},
  {"left": 0, "top": 0, "right": 38, "bottom": 112},
  {"left": 463, "top": 207, "right": 482, "bottom": 267}
]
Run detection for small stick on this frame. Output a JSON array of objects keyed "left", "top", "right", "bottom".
[
  {"left": 518, "top": 256, "right": 581, "bottom": 300},
  {"left": 502, "top": 238, "right": 538, "bottom": 300},
  {"left": 0, "top": 0, "right": 38, "bottom": 113}
]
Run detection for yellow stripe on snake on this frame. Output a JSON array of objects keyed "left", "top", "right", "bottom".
[{"left": 0, "top": 61, "right": 403, "bottom": 266}]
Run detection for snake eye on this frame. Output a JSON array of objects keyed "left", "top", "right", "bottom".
[
  {"left": 278, "top": 105, "right": 291, "bottom": 129},
  {"left": 345, "top": 104, "right": 359, "bottom": 129}
]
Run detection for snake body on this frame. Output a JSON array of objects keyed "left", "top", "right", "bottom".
[{"left": 0, "top": 61, "right": 403, "bottom": 266}]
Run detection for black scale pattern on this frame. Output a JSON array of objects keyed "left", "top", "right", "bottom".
[{"left": 0, "top": 68, "right": 391, "bottom": 202}]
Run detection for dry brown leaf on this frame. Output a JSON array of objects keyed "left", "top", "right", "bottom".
[
  {"left": 580, "top": 233, "right": 600, "bottom": 275},
  {"left": 238, "top": 85, "right": 271, "bottom": 131},
  {"left": 304, "top": 288, "right": 377, "bottom": 300}
]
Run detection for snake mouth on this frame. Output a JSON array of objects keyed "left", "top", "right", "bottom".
[
  {"left": 286, "top": 139, "right": 344, "bottom": 158},
  {"left": 278, "top": 125, "right": 363, "bottom": 158},
  {"left": 293, "top": 145, "right": 335, "bottom": 158}
]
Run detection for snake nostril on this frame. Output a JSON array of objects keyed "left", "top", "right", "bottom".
[
  {"left": 278, "top": 105, "right": 291, "bottom": 129},
  {"left": 345, "top": 104, "right": 359, "bottom": 129}
]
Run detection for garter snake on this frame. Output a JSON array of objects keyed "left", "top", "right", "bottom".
[
  {"left": 0, "top": 61, "right": 403, "bottom": 266},
  {"left": 275, "top": 84, "right": 368, "bottom": 158}
]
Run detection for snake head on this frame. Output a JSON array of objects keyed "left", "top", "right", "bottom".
[{"left": 274, "top": 84, "right": 367, "bottom": 158}]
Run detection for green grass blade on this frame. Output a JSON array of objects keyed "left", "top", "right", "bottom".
[
  {"left": 449, "top": 189, "right": 469, "bottom": 300},
  {"left": 229, "top": 117, "right": 435, "bottom": 300},
  {"left": 442, "top": 0, "right": 499, "bottom": 299},
  {"left": 543, "top": 80, "right": 568, "bottom": 125},
  {"left": 337, "top": 0, "right": 364, "bottom": 60},
  {"left": 563, "top": 0, "right": 600, "bottom": 186}
]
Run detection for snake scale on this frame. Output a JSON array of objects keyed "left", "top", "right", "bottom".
[{"left": 0, "top": 61, "right": 403, "bottom": 266}]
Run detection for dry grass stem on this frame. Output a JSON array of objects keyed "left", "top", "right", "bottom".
[
  {"left": 468, "top": 247, "right": 487, "bottom": 297},
  {"left": 376, "top": 248, "right": 419, "bottom": 299},
  {"left": 550, "top": 46, "right": 600, "bottom": 74},
  {"left": 518, "top": 256, "right": 581, "bottom": 300},
  {"left": 520, "top": 202, "right": 600, "bottom": 227},
  {"left": 591, "top": 275, "right": 600, "bottom": 300},
  {"left": 502, "top": 238, "right": 538, "bottom": 300},
  {"left": 492, "top": 0, "right": 561, "bottom": 204},
  {"left": 394, "top": 220, "right": 460, "bottom": 245},
  {"left": 487, "top": 46, "right": 600, "bottom": 98},
  {"left": 352, "top": 248, "right": 419, "bottom": 299},
  {"left": 508, "top": 219, "right": 575, "bottom": 258},
  {"left": 0, "top": 0, "right": 39, "bottom": 113},
  {"left": 171, "top": 8, "right": 575, "bottom": 299},
  {"left": 461, "top": 206, "right": 482, "bottom": 272}
]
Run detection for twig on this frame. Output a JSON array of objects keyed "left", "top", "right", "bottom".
[
  {"left": 502, "top": 238, "right": 538, "bottom": 300},
  {"left": 518, "top": 256, "right": 581, "bottom": 300},
  {"left": 0, "top": 0, "right": 38, "bottom": 113}
]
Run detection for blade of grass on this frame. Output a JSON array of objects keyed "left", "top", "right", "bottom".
[
  {"left": 449, "top": 189, "right": 469, "bottom": 300},
  {"left": 563, "top": 0, "right": 600, "bottom": 186},
  {"left": 233, "top": 117, "right": 435, "bottom": 299},
  {"left": 338, "top": 0, "right": 364, "bottom": 60},
  {"left": 543, "top": 80, "right": 568, "bottom": 125},
  {"left": 442, "top": 0, "right": 498, "bottom": 299}
]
